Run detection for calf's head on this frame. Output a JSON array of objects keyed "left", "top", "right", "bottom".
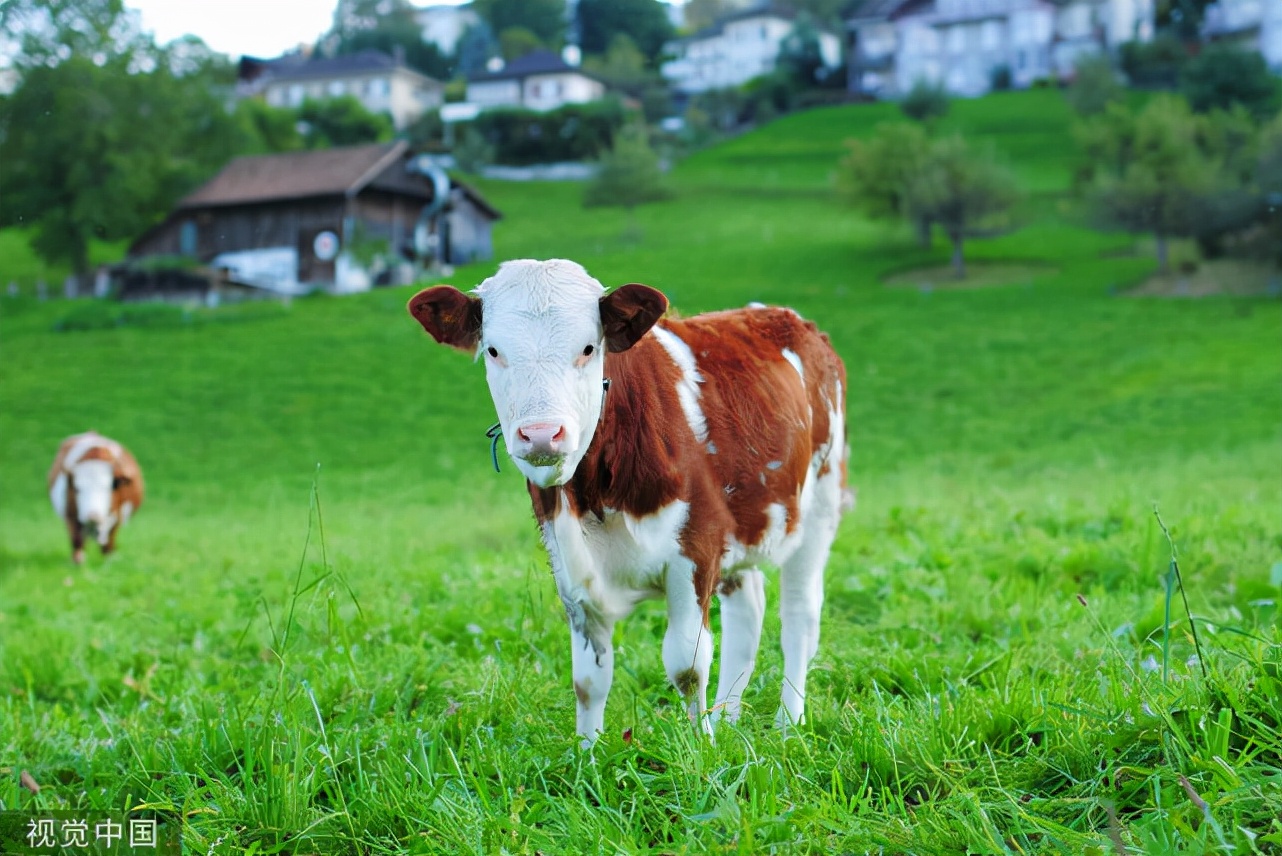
[
  {"left": 409, "top": 259, "right": 667, "bottom": 487},
  {"left": 72, "top": 453, "right": 130, "bottom": 537}
]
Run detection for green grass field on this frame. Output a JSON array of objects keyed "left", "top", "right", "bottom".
[{"left": 2, "top": 89, "right": 1281, "bottom": 854}]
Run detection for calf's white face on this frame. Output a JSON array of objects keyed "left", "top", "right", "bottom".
[
  {"left": 72, "top": 459, "right": 115, "bottom": 535},
  {"left": 409, "top": 259, "right": 667, "bottom": 487}
]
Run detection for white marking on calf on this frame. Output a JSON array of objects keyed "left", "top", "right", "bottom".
[
  {"left": 781, "top": 347, "right": 804, "bottom": 382},
  {"left": 650, "top": 326, "right": 709, "bottom": 443}
]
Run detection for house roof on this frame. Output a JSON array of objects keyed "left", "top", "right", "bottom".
[
  {"left": 179, "top": 142, "right": 411, "bottom": 208},
  {"left": 260, "top": 49, "right": 438, "bottom": 84},
  {"left": 468, "top": 50, "right": 599, "bottom": 83},
  {"left": 847, "top": 0, "right": 925, "bottom": 22}
]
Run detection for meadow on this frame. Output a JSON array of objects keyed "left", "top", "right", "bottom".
[{"left": 1, "top": 90, "right": 1280, "bottom": 854}]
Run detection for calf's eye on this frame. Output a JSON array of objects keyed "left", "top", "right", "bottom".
[
  {"left": 582, "top": 344, "right": 595, "bottom": 357},
  {"left": 487, "top": 346, "right": 499, "bottom": 359}
]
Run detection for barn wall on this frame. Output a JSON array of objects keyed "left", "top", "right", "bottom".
[{"left": 132, "top": 199, "right": 348, "bottom": 262}]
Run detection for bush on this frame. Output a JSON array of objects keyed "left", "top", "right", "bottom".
[
  {"left": 1182, "top": 43, "right": 1282, "bottom": 120},
  {"left": 1066, "top": 54, "right": 1124, "bottom": 116},
  {"left": 466, "top": 98, "right": 630, "bottom": 165},
  {"left": 900, "top": 80, "right": 949, "bottom": 123},
  {"left": 1120, "top": 34, "right": 1188, "bottom": 89}
]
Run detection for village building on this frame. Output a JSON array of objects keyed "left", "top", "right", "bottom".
[
  {"left": 1201, "top": 0, "right": 1282, "bottom": 70},
  {"left": 465, "top": 50, "right": 607, "bottom": 111},
  {"left": 127, "top": 141, "right": 500, "bottom": 299},
  {"left": 240, "top": 49, "right": 444, "bottom": 130},
  {"left": 661, "top": 4, "right": 843, "bottom": 95},
  {"left": 847, "top": 0, "right": 1155, "bottom": 98}
]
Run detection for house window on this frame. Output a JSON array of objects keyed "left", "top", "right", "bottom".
[
  {"left": 288, "top": 84, "right": 304, "bottom": 106},
  {"left": 982, "top": 20, "right": 1001, "bottom": 51},
  {"left": 179, "top": 220, "right": 197, "bottom": 256},
  {"left": 328, "top": 80, "right": 345, "bottom": 96},
  {"left": 948, "top": 26, "right": 965, "bottom": 54},
  {"left": 368, "top": 78, "right": 388, "bottom": 97},
  {"left": 531, "top": 82, "right": 542, "bottom": 98}
]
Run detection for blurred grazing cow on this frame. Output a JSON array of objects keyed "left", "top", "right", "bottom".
[
  {"left": 408, "top": 259, "right": 851, "bottom": 745},
  {"left": 49, "top": 432, "right": 144, "bottom": 564}
]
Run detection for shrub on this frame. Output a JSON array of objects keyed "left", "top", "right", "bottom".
[
  {"left": 1066, "top": 54, "right": 1124, "bottom": 117},
  {"left": 467, "top": 98, "right": 630, "bottom": 165},
  {"left": 1119, "top": 34, "right": 1188, "bottom": 89},
  {"left": 900, "top": 80, "right": 949, "bottom": 123},
  {"left": 1182, "top": 43, "right": 1282, "bottom": 120}
]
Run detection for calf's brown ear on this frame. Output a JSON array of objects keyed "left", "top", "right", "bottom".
[
  {"left": 408, "top": 286, "right": 482, "bottom": 353},
  {"left": 600, "top": 283, "right": 668, "bottom": 353}
]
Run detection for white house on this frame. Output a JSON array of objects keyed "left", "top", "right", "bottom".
[
  {"left": 1202, "top": 0, "right": 1282, "bottom": 70},
  {"left": 254, "top": 50, "right": 444, "bottom": 129},
  {"left": 661, "top": 5, "right": 843, "bottom": 95},
  {"left": 414, "top": 3, "right": 480, "bottom": 54},
  {"left": 848, "top": 0, "right": 1154, "bottom": 98},
  {"left": 465, "top": 50, "right": 606, "bottom": 111}
]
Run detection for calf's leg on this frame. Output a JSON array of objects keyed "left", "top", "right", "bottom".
[
  {"left": 713, "top": 568, "right": 765, "bottom": 725},
  {"left": 664, "top": 557, "right": 713, "bottom": 735}
]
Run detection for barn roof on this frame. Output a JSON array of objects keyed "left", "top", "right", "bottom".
[{"left": 178, "top": 142, "right": 410, "bottom": 208}]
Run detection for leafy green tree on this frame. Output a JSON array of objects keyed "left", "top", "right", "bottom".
[
  {"left": 0, "top": 55, "right": 249, "bottom": 279},
  {"left": 583, "top": 34, "right": 650, "bottom": 88},
  {"left": 1155, "top": 0, "right": 1214, "bottom": 41},
  {"left": 1181, "top": 44, "right": 1282, "bottom": 120},
  {"left": 903, "top": 137, "right": 1021, "bottom": 278},
  {"left": 0, "top": 0, "right": 149, "bottom": 68},
  {"left": 900, "top": 79, "right": 950, "bottom": 123},
  {"left": 837, "top": 124, "right": 1021, "bottom": 276},
  {"left": 1257, "top": 117, "right": 1282, "bottom": 266},
  {"left": 583, "top": 123, "right": 671, "bottom": 238},
  {"left": 455, "top": 21, "right": 499, "bottom": 77},
  {"left": 1078, "top": 95, "right": 1226, "bottom": 272},
  {"left": 577, "top": 0, "right": 674, "bottom": 65},
  {"left": 777, "top": 13, "right": 830, "bottom": 88},
  {"left": 498, "top": 26, "right": 546, "bottom": 61},
  {"left": 836, "top": 121, "right": 932, "bottom": 244},
  {"left": 297, "top": 96, "right": 394, "bottom": 148},
  {"left": 233, "top": 98, "right": 305, "bottom": 154},
  {"left": 682, "top": 0, "right": 734, "bottom": 32},
  {"left": 472, "top": 0, "right": 565, "bottom": 47},
  {"left": 1066, "top": 54, "right": 1124, "bottom": 117}
]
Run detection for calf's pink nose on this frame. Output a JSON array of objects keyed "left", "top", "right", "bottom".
[{"left": 516, "top": 422, "right": 566, "bottom": 455}]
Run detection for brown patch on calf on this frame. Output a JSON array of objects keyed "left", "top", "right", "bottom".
[{"left": 574, "top": 681, "right": 591, "bottom": 708}]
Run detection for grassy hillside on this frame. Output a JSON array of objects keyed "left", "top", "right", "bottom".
[{"left": 1, "top": 90, "right": 1280, "bottom": 854}]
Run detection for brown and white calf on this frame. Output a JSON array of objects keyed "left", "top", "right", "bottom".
[
  {"left": 409, "top": 259, "right": 850, "bottom": 744},
  {"left": 48, "top": 432, "right": 145, "bottom": 564}
]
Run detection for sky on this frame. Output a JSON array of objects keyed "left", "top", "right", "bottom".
[{"left": 125, "top": 0, "right": 466, "bottom": 60}]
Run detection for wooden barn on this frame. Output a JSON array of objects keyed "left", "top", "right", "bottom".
[{"left": 129, "top": 141, "right": 500, "bottom": 295}]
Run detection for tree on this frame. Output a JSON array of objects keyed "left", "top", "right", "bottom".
[
  {"left": 297, "top": 96, "right": 394, "bottom": 148},
  {"left": 583, "top": 124, "right": 671, "bottom": 238},
  {"left": 1078, "top": 95, "right": 1227, "bottom": 272},
  {"left": 0, "top": 0, "right": 150, "bottom": 68},
  {"left": 577, "top": 0, "right": 674, "bottom": 65},
  {"left": 498, "top": 26, "right": 546, "bottom": 61},
  {"left": 836, "top": 121, "right": 933, "bottom": 244},
  {"left": 682, "top": 0, "right": 734, "bottom": 32},
  {"left": 1257, "top": 117, "right": 1282, "bottom": 266},
  {"left": 1155, "top": 0, "right": 1214, "bottom": 41},
  {"left": 836, "top": 125, "right": 1021, "bottom": 277},
  {"left": 455, "top": 20, "right": 500, "bottom": 77},
  {"left": 776, "top": 13, "right": 830, "bottom": 88},
  {"left": 902, "top": 137, "right": 1021, "bottom": 278},
  {"left": 472, "top": 0, "right": 565, "bottom": 48},
  {"left": 1181, "top": 44, "right": 1282, "bottom": 121},
  {"left": 322, "top": 0, "right": 453, "bottom": 79},
  {"left": 0, "top": 54, "right": 250, "bottom": 280}
]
